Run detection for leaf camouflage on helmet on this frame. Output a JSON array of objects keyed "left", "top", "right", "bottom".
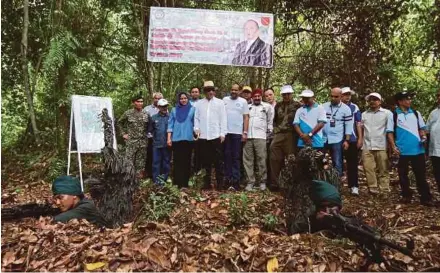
[
  {"left": 86, "top": 108, "right": 137, "bottom": 228},
  {"left": 280, "top": 147, "right": 340, "bottom": 234}
]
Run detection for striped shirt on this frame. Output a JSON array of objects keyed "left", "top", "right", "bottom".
[{"left": 322, "top": 102, "right": 354, "bottom": 144}]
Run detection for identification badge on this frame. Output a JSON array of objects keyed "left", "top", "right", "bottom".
[{"left": 330, "top": 119, "right": 336, "bottom": 127}]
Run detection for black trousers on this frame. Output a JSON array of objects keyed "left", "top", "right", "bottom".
[
  {"left": 145, "top": 138, "right": 153, "bottom": 177},
  {"left": 344, "top": 142, "right": 359, "bottom": 188},
  {"left": 199, "top": 138, "right": 224, "bottom": 189},
  {"left": 430, "top": 156, "right": 440, "bottom": 193},
  {"left": 397, "top": 154, "right": 432, "bottom": 202},
  {"left": 172, "top": 141, "right": 193, "bottom": 188}
]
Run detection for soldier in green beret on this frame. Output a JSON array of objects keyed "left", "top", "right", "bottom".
[{"left": 52, "top": 175, "right": 108, "bottom": 227}]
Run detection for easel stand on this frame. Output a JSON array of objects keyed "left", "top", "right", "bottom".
[{"left": 67, "top": 109, "right": 84, "bottom": 191}]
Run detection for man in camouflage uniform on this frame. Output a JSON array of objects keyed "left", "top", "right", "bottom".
[
  {"left": 118, "top": 94, "right": 149, "bottom": 176},
  {"left": 281, "top": 147, "right": 341, "bottom": 234},
  {"left": 269, "top": 85, "right": 301, "bottom": 191}
]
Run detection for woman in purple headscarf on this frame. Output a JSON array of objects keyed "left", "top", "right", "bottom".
[{"left": 167, "top": 92, "right": 196, "bottom": 188}]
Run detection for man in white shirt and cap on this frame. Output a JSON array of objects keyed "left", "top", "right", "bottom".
[
  {"left": 358, "top": 92, "right": 392, "bottom": 195},
  {"left": 194, "top": 81, "right": 228, "bottom": 190}
]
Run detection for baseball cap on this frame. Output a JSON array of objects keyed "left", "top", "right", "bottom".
[
  {"left": 280, "top": 85, "right": 294, "bottom": 94},
  {"left": 299, "top": 89, "right": 314, "bottom": 98},
  {"left": 242, "top": 86, "right": 252, "bottom": 93},
  {"left": 341, "top": 87, "right": 355, "bottom": 95},
  {"left": 394, "top": 91, "right": 414, "bottom": 101},
  {"left": 158, "top": 99, "right": 169, "bottom": 106},
  {"left": 365, "top": 92, "right": 382, "bottom": 101}
]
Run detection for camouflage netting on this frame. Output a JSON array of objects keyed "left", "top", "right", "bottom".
[
  {"left": 280, "top": 147, "right": 340, "bottom": 234},
  {"left": 86, "top": 109, "right": 138, "bottom": 228}
]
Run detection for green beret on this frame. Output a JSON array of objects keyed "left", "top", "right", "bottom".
[
  {"left": 310, "top": 180, "right": 342, "bottom": 208},
  {"left": 52, "top": 176, "right": 83, "bottom": 196}
]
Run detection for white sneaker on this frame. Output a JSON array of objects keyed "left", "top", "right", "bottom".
[
  {"left": 245, "top": 183, "right": 254, "bottom": 191},
  {"left": 260, "top": 183, "right": 267, "bottom": 191},
  {"left": 351, "top": 187, "right": 359, "bottom": 196}
]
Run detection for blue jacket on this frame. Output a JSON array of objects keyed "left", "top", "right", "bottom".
[
  {"left": 149, "top": 112, "right": 169, "bottom": 148},
  {"left": 167, "top": 107, "right": 195, "bottom": 142}
]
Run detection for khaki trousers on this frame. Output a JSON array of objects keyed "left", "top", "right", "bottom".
[
  {"left": 270, "top": 132, "right": 294, "bottom": 185},
  {"left": 362, "top": 150, "right": 390, "bottom": 192},
  {"left": 243, "top": 139, "right": 267, "bottom": 185}
]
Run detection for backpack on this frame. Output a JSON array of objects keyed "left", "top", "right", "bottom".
[{"left": 393, "top": 110, "right": 421, "bottom": 136}]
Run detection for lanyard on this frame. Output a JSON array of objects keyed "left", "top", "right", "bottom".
[{"left": 330, "top": 103, "right": 341, "bottom": 119}]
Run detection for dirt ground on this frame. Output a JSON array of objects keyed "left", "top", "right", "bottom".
[{"left": 1, "top": 157, "right": 440, "bottom": 272}]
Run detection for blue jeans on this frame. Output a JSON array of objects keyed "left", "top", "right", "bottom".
[
  {"left": 152, "top": 146, "right": 171, "bottom": 184},
  {"left": 326, "top": 141, "right": 343, "bottom": 177},
  {"left": 224, "top": 134, "right": 242, "bottom": 182}
]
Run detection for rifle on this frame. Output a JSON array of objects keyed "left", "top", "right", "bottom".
[
  {"left": 324, "top": 211, "right": 415, "bottom": 270},
  {"left": 1, "top": 203, "right": 60, "bottom": 221}
]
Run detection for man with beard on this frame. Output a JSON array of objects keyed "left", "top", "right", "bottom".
[{"left": 243, "top": 89, "right": 273, "bottom": 191}]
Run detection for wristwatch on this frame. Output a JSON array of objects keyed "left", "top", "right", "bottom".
[{"left": 308, "top": 132, "right": 313, "bottom": 137}]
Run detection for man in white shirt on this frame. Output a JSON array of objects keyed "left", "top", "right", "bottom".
[
  {"left": 357, "top": 92, "right": 392, "bottom": 195},
  {"left": 243, "top": 89, "right": 273, "bottom": 191},
  {"left": 223, "top": 83, "right": 249, "bottom": 190},
  {"left": 143, "top": 92, "right": 163, "bottom": 178},
  {"left": 194, "top": 81, "right": 228, "bottom": 190},
  {"left": 426, "top": 89, "right": 440, "bottom": 196}
]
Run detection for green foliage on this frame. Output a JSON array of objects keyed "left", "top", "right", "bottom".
[
  {"left": 262, "top": 213, "right": 279, "bottom": 231},
  {"left": 188, "top": 169, "right": 206, "bottom": 191},
  {"left": 43, "top": 30, "right": 80, "bottom": 77},
  {"left": 223, "top": 193, "right": 252, "bottom": 226},
  {"left": 47, "top": 156, "right": 67, "bottom": 183},
  {"left": 140, "top": 179, "right": 180, "bottom": 222}
]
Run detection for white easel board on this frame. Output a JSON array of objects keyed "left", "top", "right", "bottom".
[{"left": 68, "top": 95, "right": 117, "bottom": 190}]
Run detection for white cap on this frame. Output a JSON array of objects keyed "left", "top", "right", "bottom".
[
  {"left": 341, "top": 87, "right": 355, "bottom": 95},
  {"left": 365, "top": 92, "right": 382, "bottom": 101},
  {"left": 280, "top": 85, "right": 294, "bottom": 94},
  {"left": 158, "top": 98, "right": 169, "bottom": 106},
  {"left": 300, "top": 89, "right": 314, "bottom": 98}
]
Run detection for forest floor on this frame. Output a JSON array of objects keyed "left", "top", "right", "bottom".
[{"left": 1, "top": 153, "right": 440, "bottom": 272}]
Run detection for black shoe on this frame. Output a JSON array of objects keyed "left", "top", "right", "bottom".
[{"left": 268, "top": 184, "right": 280, "bottom": 192}]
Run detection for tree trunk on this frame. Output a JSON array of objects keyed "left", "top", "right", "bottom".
[
  {"left": 263, "top": 68, "right": 271, "bottom": 89},
  {"left": 21, "top": 0, "right": 40, "bottom": 144}
]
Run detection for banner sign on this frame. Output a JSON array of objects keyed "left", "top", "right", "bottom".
[
  {"left": 71, "top": 95, "right": 116, "bottom": 153},
  {"left": 147, "top": 7, "right": 274, "bottom": 68}
]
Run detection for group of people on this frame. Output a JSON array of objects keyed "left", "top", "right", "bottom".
[{"left": 118, "top": 81, "right": 440, "bottom": 206}]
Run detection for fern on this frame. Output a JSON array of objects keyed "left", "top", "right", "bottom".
[{"left": 43, "top": 30, "right": 80, "bottom": 76}]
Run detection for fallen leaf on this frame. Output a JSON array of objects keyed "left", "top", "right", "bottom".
[
  {"left": 210, "top": 202, "right": 219, "bottom": 209},
  {"left": 248, "top": 227, "right": 260, "bottom": 238},
  {"left": 85, "top": 262, "right": 106, "bottom": 271},
  {"left": 2, "top": 251, "right": 16, "bottom": 267},
  {"left": 267, "top": 257, "right": 278, "bottom": 272},
  {"left": 211, "top": 233, "right": 225, "bottom": 243},
  {"left": 399, "top": 226, "right": 418, "bottom": 233},
  {"left": 393, "top": 253, "right": 413, "bottom": 264}
]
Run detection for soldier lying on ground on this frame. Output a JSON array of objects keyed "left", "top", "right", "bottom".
[{"left": 52, "top": 175, "right": 108, "bottom": 227}]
